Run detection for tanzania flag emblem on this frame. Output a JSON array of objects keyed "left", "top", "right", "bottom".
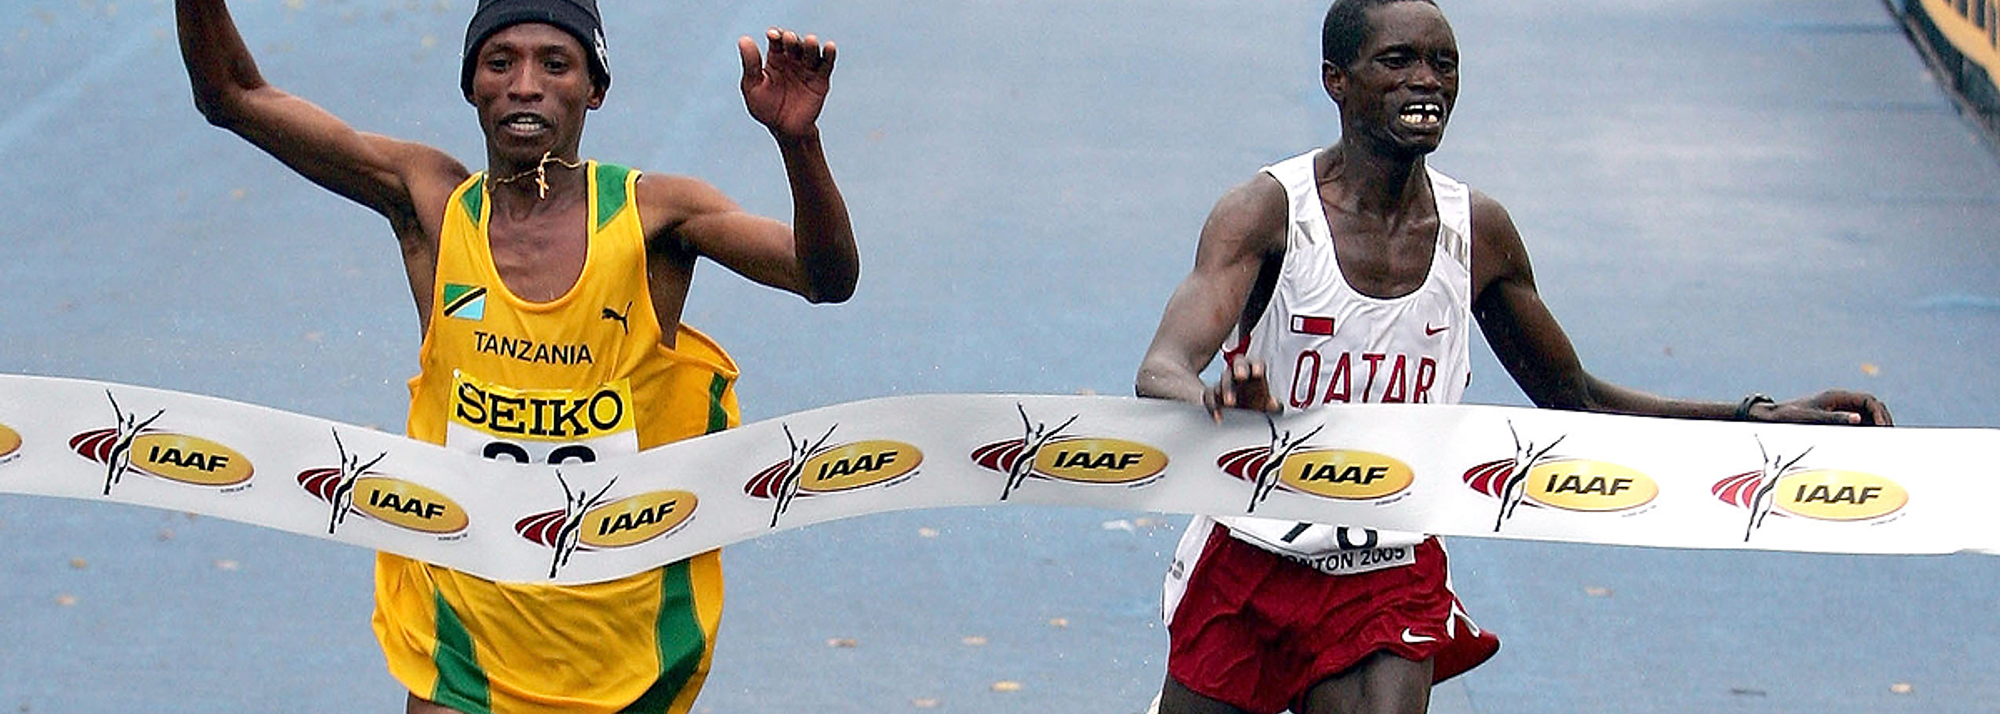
[{"left": 442, "top": 284, "right": 487, "bottom": 321}]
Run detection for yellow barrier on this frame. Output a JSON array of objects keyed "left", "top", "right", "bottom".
[{"left": 1917, "top": 0, "right": 2000, "bottom": 78}]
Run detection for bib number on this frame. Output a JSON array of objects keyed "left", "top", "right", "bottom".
[{"left": 480, "top": 440, "right": 601, "bottom": 465}]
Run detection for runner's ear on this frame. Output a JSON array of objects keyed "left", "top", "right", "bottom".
[{"left": 1322, "top": 59, "right": 1347, "bottom": 105}]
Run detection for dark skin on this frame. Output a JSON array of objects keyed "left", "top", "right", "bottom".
[
  {"left": 176, "top": 3, "right": 858, "bottom": 713},
  {"left": 177, "top": 3, "right": 858, "bottom": 344},
  {"left": 1136, "top": 3, "right": 1889, "bottom": 713}
]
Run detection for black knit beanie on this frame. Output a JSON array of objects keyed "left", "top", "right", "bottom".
[{"left": 461, "top": 0, "right": 610, "bottom": 96}]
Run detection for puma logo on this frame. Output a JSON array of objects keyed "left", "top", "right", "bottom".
[{"left": 601, "top": 302, "right": 632, "bottom": 334}]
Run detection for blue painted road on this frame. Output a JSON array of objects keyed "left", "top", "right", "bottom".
[{"left": 1, "top": 0, "right": 1996, "bottom": 712}]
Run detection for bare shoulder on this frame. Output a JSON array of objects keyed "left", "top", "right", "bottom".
[
  {"left": 632, "top": 171, "right": 740, "bottom": 243},
  {"left": 391, "top": 140, "right": 473, "bottom": 207},
  {"left": 333, "top": 135, "right": 469, "bottom": 242},
  {"left": 1201, "top": 172, "right": 1289, "bottom": 256},
  {"left": 1468, "top": 189, "right": 1534, "bottom": 298},
  {"left": 1467, "top": 189, "right": 1518, "bottom": 244}
]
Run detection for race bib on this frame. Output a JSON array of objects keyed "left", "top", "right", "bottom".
[
  {"left": 445, "top": 370, "right": 639, "bottom": 466},
  {"left": 1219, "top": 517, "right": 1423, "bottom": 575}
]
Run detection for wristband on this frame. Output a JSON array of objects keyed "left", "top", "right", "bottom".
[{"left": 1735, "top": 392, "right": 1775, "bottom": 421}]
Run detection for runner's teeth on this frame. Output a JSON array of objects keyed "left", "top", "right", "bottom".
[{"left": 1400, "top": 104, "right": 1442, "bottom": 126}]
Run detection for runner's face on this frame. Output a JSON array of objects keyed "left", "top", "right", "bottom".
[
  {"left": 468, "top": 23, "right": 604, "bottom": 166},
  {"left": 1326, "top": 2, "right": 1459, "bottom": 157}
]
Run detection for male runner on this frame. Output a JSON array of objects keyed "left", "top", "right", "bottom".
[
  {"left": 176, "top": 0, "right": 858, "bottom": 712},
  {"left": 1134, "top": 1, "right": 1891, "bottom": 713}
]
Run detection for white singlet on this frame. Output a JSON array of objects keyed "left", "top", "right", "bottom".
[{"left": 1189, "top": 149, "right": 1474, "bottom": 573}]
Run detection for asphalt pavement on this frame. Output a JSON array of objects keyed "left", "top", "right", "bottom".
[{"left": 1, "top": 0, "right": 1996, "bottom": 712}]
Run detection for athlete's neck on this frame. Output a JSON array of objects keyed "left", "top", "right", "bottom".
[
  {"left": 490, "top": 152, "right": 587, "bottom": 213},
  {"left": 493, "top": 151, "right": 584, "bottom": 199},
  {"left": 1319, "top": 142, "right": 1429, "bottom": 217}
]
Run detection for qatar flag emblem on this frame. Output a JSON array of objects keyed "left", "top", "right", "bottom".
[{"left": 1290, "top": 315, "right": 1335, "bottom": 336}]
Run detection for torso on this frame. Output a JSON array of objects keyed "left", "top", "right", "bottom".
[
  {"left": 399, "top": 163, "right": 699, "bottom": 348},
  {"left": 485, "top": 190, "right": 591, "bottom": 303},
  {"left": 1236, "top": 149, "right": 1474, "bottom": 412},
  {"left": 376, "top": 164, "right": 742, "bottom": 708},
  {"left": 404, "top": 162, "right": 739, "bottom": 458},
  {"left": 1211, "top": 148, "right": 1475, "bottom": 565},
  {"left": 1314, "top": 150, "right": 1443, "bottom": 300}
]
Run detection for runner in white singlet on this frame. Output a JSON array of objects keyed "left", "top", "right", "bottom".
[
  {"left": 1136, "top": 2, "right": 1892, "bottom": 714},
  {"left": 1202, "top": 151, "right": 1472, "bottom": 571}
]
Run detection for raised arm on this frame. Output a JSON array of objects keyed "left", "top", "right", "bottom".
[
  {"left": 1469, "top": 192, "right": 1892, "bottom": 426},
  {"left": 176, "top": 0, "right": 462, "bottom": 230},
  {"left": 1135, "top": 175, "right": 1289, "bottom": 418},
  {"left": 651, "top": 28, "right": 857, "bottom": 304}
]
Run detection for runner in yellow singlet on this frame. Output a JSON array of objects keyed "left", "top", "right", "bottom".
[{"left": 175, "top": 1, "right": 859, "bottom": 712}]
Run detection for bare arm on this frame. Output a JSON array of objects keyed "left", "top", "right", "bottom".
[
  {"left": 1135, "top": 175, "right": 1288, "bottom": 418},
  {"left": 176, "top": 0, "right": 464, "bottom": 233},
  {"left": 649, "top": 29, "right": 858, "bottom": 304},
  {"left": 1469, "top": 192, "right": 1891, "bottom": 425}
]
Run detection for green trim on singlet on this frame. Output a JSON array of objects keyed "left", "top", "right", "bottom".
[
  {"left": 429, "top": 592, "right": 494, "bottom": 713},
  {"left": 461, "top": 176, "right": 486, "bottom": 225},
  {"left": 621, "top": 376, "right": 727, "bottom": 713},
  {"left": 595, "top": 163, "right": 632, "bottom": 232},
  {"left": 705, "top": 374, "right": 730, "bottom": 435},
  {"left": 618, "top": 559, "right": 705, "bottom": 714}
]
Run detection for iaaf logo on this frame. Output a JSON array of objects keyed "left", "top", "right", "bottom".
[
  {"left": 971, "top": 405, "right": 1170, "bottom": 501},
  {"left": 70, "top": 392, "right": 254, "bottom": 496},
  {"left": 516, "top": 473, "right": 698, "bottom": 578},
  {"left": 746, "top": 423, "right": 924, "bottom": 527},
  {"left": 1463, "top": 423, "right": 1658, "bottom": 532},
  {"left": 1217, "top": 418, "right": 1415, "bottom": 514},
  {"left": 1712, "top": 437, "right": 1908, "bottom": 542},
  {"left": 298, "top": 429, "right": 469, "bottom": 537},
  {"left": 0, "top": 421, "right": 20, "bottom": 464}
]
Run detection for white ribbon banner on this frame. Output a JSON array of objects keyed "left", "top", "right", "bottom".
[{"left": 0, "top": 374, "right": 1993, "bottom": 584}]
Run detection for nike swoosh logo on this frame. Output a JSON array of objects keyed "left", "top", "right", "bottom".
[
  {"left": 1401, "top": 628, "right": 1437, "bottom": 644},
  {"left": 1424, "top": 324, "right": 1448, "bottom": 336}
]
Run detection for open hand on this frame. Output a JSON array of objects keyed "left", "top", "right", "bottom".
[
  {"left": 738, "top": 27, "right": 835, "bottom": 140},
  {"left": 1754, "top": 390, "right": 1894, "bottom": 426}
]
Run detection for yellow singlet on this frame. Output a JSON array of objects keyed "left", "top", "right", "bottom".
[{"left": 375, "top": 163, "right": 741, "bottom": 714}]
